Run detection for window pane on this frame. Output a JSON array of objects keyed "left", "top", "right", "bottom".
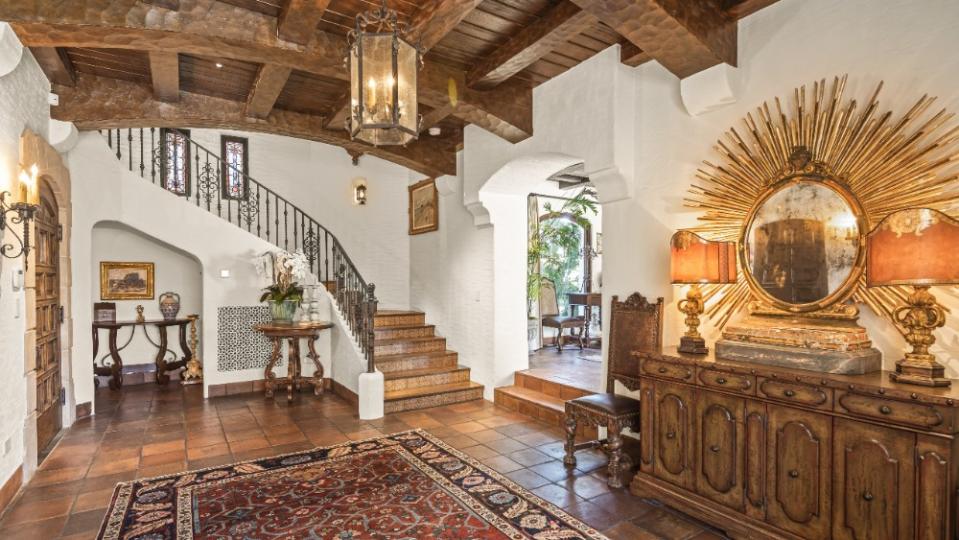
[
  {"left": 222, "top": 137, "right": 248, "bottom": 199},
  {"left": 161, "top": 129, "right": 190, "bottom": 195}
]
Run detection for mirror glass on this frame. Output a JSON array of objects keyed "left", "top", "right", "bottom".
[{"left": 745, "top": 180, "right": 860, "bottom": 305}]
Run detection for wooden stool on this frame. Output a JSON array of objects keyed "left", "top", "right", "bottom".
[{"left": 564, "top": 395, "right": 641, "bottom": 488}]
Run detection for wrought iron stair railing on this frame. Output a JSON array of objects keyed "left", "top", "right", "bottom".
[{"left": 99, "top": 128, "right": 377, "bottom": 372}]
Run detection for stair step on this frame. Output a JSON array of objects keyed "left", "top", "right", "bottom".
[
  {"left": 375, "top": 310, "right": 426, "bottom": 328},
  {"left": 515, "top": 371, "right": 594, "bottom": 400},
  {"left": 384, "top": 365, "right": 471, "bottom": 392},
  {"left": 374, "top": 324, "right": 435, "bottom": 340},
  {"left": 374, "top": 336, "right": 446, "bottom": 356},
  {"left": 385, "top": 381, "right": 485, "bottom": 413},
  {"left": 494, "top": 385, "right": 597, "bottom": 439},
  {"left": 376, "top": 350, "right": 459, "bottom": 373}
]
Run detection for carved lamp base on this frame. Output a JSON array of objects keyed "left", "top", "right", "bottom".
[
  {"left": 678, "top": 335, "right": 708, "bottom": 355},
  {"left": 890, "top": 356, "right": 951, "bottom": 387}
]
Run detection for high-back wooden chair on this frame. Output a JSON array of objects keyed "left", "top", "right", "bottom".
[
  {"left": 539, "top": 278, "right": 587, "bottom": 350},
  {"left": 563, "top": 292, "right": 664, "bottom": 488}
]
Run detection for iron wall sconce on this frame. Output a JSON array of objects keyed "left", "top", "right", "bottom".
[
  {"left": 353, "top": 178, "right": 368, "bottom": 206},
  {"left": 1, "top": 164, "right": 41, "bottom": 270}
]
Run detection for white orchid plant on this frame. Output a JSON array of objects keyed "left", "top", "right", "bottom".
[{"left": 255, "top": 250, "right": 310, "bottom": 304}]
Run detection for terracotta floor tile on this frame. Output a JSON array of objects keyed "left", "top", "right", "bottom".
[
  {"left": 187, "top": 443, "right": 230, "bottom": 460},
  {"left": 532, "top": 483, "right": 584, "bottom": 509},
  {"left": 141, "top": 439, "right": 185, "bottom": 456},
  {"left": 72, "top": 488, "right": 116, "bottom": 513},
  {"left": 482, "top": 455, "right": 524, "bottom": 474},
  {"left": 1, "top": 495, "right": 74, "bottom": 525},
  {"left": 27, "top": 466, "right": 88, "bottom": 487},
  {"left": 140, "top": 449, "right": 187, "bottom": 467},
  {"left": 505, "top": 469, "right": 551, "bottom": 490},
  {"left": 564, "top": 498, "right": 621, "bottom": 531},
  {"left": 529, "top": 460, "right": 582, "bottom": 483},
  {"left": 87, "top": 457, "right": 140, "bottom": 478},
  {"left": 60, "top": 509, "right": 107, "bottom": 537},
  {"left": 228, "top": 437, "right": 271, "bottom": 452},
  {"left": 508, "top": 448, "right": 553, "bottom": 467},
  {"left": 450, "top": 421, "right": 487, "bottom": 434},
  {"left": 460, "top": 444, "right": 499, "bottom": 460},
  {"left": 602, "top": 520, "right": 661, "bottom": 540},
  {"left": 484, "top": 437, "right": 527, "bottom": 454},
  {"left": 0, "top": 515, "right": 67, "bottom": 540},
  {"left": 468, "top": 428, "right": 508, "bottom": 444}
]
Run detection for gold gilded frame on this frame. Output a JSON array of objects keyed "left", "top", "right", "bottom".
[
  {"left": 100, "top": 261, "right": 155, "bottom": 300},
  {"left": 686, "top": 75, "right": 959, "bottom": 328}
]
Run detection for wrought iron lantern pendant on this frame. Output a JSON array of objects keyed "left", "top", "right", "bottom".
[{"left": 346, "top": 0, "right": 423, "bottom": 147}]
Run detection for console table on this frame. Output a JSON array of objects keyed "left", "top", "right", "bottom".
[
  {"left": 93, "top": 318, "right": 193, "bottom": 390},
  {"left": 568, "top": 292, "right": 601, "bottom": 346},
  {"left": 621, "top": 347, "right": 959, "bottom": 539},
  {"left": 254, "top": 321, "right": 333, "bottom": 402}
]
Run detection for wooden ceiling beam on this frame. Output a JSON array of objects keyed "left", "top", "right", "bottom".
[
  {"left": 619, "top": 42, "right": 651, "bottom": 67},
  {"left": 570, "top": 0, "right": 736, "bottom": 78},
  {"left": 467, "top": 1, "right": 596, "bottom": 90},
  {"left": 419, "top": 105, "right": 454, "bottom": 134},
  {"left": 246, "top": 64, "right": 292, "bottom": 118},
  {"left": 147, "top": 51, "right": 180, "bottom": 102},
  {"left": 30, "top": 46, "right": 75, "bottom": 87},
  {"left": 322, "top": 94, "right": 351, "bottom": 131},
  {"left": 3, "top": 1, "right": 532, "bottom": 142},
  {"left": 141, "top": 0, "right": 180, "bottom": 10},
  {"left": 724, "top": 0, "right": 779, "bottom": 19},
  {"left": 408, "top": 0, "right": 483, "bottom": 51},
  {"left": 277, "top": 0, "right": 332, "bottom": 45},
  {"left": 52, "top": 74, "right": 455, "bottom": 177}
]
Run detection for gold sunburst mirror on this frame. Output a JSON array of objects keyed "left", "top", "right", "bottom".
[{"left": 686, "top": 75, "right": 959, "bottom": 332}]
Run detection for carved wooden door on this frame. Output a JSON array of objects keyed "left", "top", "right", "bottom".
[
  {"left": 696, "top": 391, "right": 745, "bottom": 511},
  {"left": 916, "top": 435, "right": 952, "bottom": 540},
  {"left": 765, "top": 404, "right": 831, "bottom": 539},
  {"left": 653, "top": 382, "right": 695, "bottom": 489},
  {"left": 35, "top": 181, "right": 62, "bottom": 455},
  {"left": 832, "top": 419, "right": 914, "bottom": 540}
]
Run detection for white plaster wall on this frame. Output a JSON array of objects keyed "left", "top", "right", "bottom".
[
  {"left": 122, "top": 128, "right": 412, "bottom": 309},
  {"left": 69, "top": 132, "right": 345, "bottom": 408},
  {"left": 91, "top": 222, "right": 202, "bottom": 366},
  {"left": 0, "top": 47, "right": 49, "bottom": 487}
]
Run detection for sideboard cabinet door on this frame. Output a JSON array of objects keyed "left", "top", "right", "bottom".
[
  {"left": 832, "top": 419, "right": 915, "bottom": 540},
  {"left": 653, "top": 381, "right": 695, "bottom": 490},
  {"left": 765, "top": 404, "right": 831, "bottom": 539},
  {"left": 696, "top": 391, "right": 745, "bottom": 511}
]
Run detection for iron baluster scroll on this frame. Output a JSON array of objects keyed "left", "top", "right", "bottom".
[{"left": 98, "top": 128, "right": 378, "bottom": 371}]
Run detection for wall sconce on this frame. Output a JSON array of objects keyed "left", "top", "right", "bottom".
[
  {"left": 1, "top": 163, "right": 40, "bottom": 269},
  {"left": 352, "top": 177, "right": 368, "bottom": 206}
]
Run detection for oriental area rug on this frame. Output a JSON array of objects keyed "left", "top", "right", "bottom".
[{"left": 98, "top": 429, "right": 608, "bottom": 539}]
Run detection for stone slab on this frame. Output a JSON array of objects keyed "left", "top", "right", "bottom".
[{"left": 715, "top": 339, "right": 882, "bottom": 375}]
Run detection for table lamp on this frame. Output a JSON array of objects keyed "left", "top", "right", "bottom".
[
  {"left": 867, "top": 208, "right": 959, "bottom": 387},
  {"left": 670, "top": 230, "right": 737, "bottom": 354}
]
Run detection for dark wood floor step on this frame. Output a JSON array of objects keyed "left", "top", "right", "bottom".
[
  {"left": 374, "top": 324, "right": 435, "bottom": 340},
  {"left": 384, "top": 381, "right": 484, "bottom": 413},
  {"left": 374, "top": 336, "right": 446, "bottom": 356},
  {"left": 384, "top": 365, "right": 471, "bottom": 392},
  {"left": 375, "top": 350, "right": 459, "bottom": 373},
  {"left": 374, "top": 310, "right": 426, "bottom": 328},
  {"left": 515, "top": 371, "right": 595, "bottom": 401}
]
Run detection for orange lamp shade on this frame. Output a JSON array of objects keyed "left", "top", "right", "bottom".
[
  {"left": 867, "top": 208, "right": 959, "bottom": 286},
  {"left": 670, "top": 230, "right": 737, "bottom": 284}
]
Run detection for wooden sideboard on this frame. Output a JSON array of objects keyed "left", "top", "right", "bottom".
[{"left": 617, "top": 347, "right": 959, "bottom": 540}]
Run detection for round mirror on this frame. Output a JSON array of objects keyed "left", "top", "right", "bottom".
[{"left": 743, "top": 179, "right": 863, "bottom": 309}]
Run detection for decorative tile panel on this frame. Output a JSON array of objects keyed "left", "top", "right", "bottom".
[{"left": 217, "top": 306, "right": 279, "bottom": 371}]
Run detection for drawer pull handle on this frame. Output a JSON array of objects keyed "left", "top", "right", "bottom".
[
  {"left": 665, "top": 431, "right": 676, "bottom": 440},
  {"left": 716, "top": 377, "right": 727, "bottom": 385},
  {"left": 788, "top": 470, "right": 800, "bottom": 479},
  {"left": 879, "top": 405, "right": 892, "bottom": 415},
  {"left": 862, "top": 491, "right": 874, "bottom": 502},
  {"left": 783, "top": 389, "right": 796, "bottom": 397},
  {"left": 658, "top": 367, "right": 668, "bottom": 374},
  {"left": 709, "top": 445, "right": 720, "bottom": 453}
]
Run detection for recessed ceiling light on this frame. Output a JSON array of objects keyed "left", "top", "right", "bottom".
[{"left": 215, "top": 62, "right": 224, "bottom": 69}]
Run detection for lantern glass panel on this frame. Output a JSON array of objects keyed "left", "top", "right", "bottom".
[
  {"left": 396, "top": 38, "right": 418, "bottom": 135},
  {"left": 361, "top": 33, "right": 393, "bottom": 126}
]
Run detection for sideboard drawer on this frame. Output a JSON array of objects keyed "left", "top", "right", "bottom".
[
  {"left": 837, "top": 392, "right": 948, "bottom": 432},
  {"left": 698, "top": 368, "right": 754, "bottom": 395},
  {"left": 641, "top": 358, "right": 694, "bottom": 382},
  {"left": 758, "top": 378, "right": 831, "bottom": 410}
]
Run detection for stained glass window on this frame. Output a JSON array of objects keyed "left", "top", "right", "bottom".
[
  {"left": 159, "top": 128, "right": 191, "bottom": 196},
  {"left": 221, "top": 135, "right": 249, "bottom": 200}
]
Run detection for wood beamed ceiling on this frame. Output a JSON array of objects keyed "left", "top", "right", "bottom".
[{"left": 2, "top": 0, "right": 777, "bottom": 176}]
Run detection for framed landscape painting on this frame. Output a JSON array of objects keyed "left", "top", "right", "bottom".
[
  {"left": 408, "top": 178, "right": 438, "bottom": 235},
  {"left": 100, "top": 262, "right": 155, "bottom": 300}
]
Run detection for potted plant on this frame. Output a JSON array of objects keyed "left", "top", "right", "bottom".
[{"left": 256, "top": 251, "right": 309, "bottom": 323}]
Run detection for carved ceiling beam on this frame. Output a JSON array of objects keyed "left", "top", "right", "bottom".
[
  {"left": 29, "top": 46, "right": 75, "bottom": 87},
  {"left": 278, "top": 0, "right": 332, "bottom": 45},
  {"left": 148, "top": 51, "right": 180, "bottom": 102},
  {"left": 419, "top": 105, "right": 454, "bottom": 134},
  {"left": 724, "top": 0, "right": 779, "bottom": 19},
  {"left": 322, "top": 94, "right": 351, "bottom": 131},
  {"left": 408, "top": 0, "right": 483, "bottom": 51},
  {"left": 53, "top": 74, "right": 456, "bottom": 177},
  {"left": 246, "top": 64, "right": 292, "bottom": 118},
  {"left": 141, "top": 0, "right": 180, "bottom": 10},
  {"left": 619, "top": 42, "right": 652, "bottom": 67},
  {"left": 570, "top": 0, "right": 736, "bottom": 78},
  {"left": 467, "top": 1, "right": 596, "bottom": 90},
  {"left": 3, "top": 1, "right": 532, "bottom": 141}
]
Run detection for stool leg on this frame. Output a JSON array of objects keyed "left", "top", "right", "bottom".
[
  {"left": 607, "top": 421, "right": 624, "bottom": 489},
  {"left": 563, "top": 416, "right": 577, "bottom": 467}
]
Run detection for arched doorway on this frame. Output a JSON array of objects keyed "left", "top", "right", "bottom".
[{"left": 35, "top": 178, "right": 62, "bottom": 457}]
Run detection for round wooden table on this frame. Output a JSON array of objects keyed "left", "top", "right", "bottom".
[{"left": 253, "top": 321, "right": 333, "bottom": 401}]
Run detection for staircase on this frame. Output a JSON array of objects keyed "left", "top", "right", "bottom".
[
  {"left": 99, "top": 128, "right": 483, "bottom": 412},
  {"left": 495, "top": 371, "right": 597, "bottom": 438},
  {"left": 375, "top": 310, "right": 483, "bottom": 413}
]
